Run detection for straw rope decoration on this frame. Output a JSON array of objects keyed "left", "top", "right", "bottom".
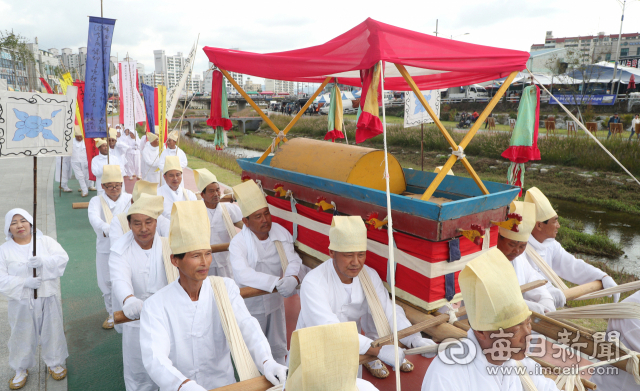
[
  {"left": 515, "top": 361, "right": 540, "bottom": 391},
  {"left": 359, "top": 267, "right": 392, "bottom": 339},
  {"left": 99, "top": 196, "right": 115, "bottom": 225},
  {"left": 220, "top": 203, "right": 238, "bottom": 240},
  {"left": 209, "top": 276, "right": 262, "bottom": 381},
  {"left": 525, "top": 246, "right": 569, "bottom": 291},
  {"left": 546, "top": 302, "right": 640, "bottom": 321},
  {"left": 573, "top": 280, "right": 640, "bottom": 301}
]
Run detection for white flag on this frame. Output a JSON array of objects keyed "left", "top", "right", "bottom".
[
  {"left": 166, "top": 42, "right": 197, "bottom": 121},
  {"left": 119, "top": 61, "right": 146, "bottom": 130},
  {"left": 403, "top": 90, "right": 441, "bottom": 128}
]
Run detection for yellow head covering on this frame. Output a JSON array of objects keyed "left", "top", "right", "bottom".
[
  {"left": 101, "top": 165, "right": 123, "bottom": 184},
  {"left": 95, "top": 138, "right": 107, "bottom": 148},
  {"left": 328, "top": 216, "right": 367, "bottom": 252},
  {"left": 500, "top": 201, "right": 536, "bottom": 242},
  {"left": 132, "top": 180, "right": 158, "bottom": 202},
  {"left": 459, "top": 247, "right": 531, "bottom": 331},
  {"left": 233, "top": 180, "right": 268, "bottom": 217},
  {"left": 193, "top": 168, "right": 218, "bottom": 193},
  {"left": 169, "top": 201, "right": 211, "bottom": 254},
  {"left": 434, "top": 166, "right": 454, "bottom": 176},
  {"left": 146, "top": 132, "right": 159, "bottom": 143},
  {"left": 524, "top": 187, "right": 557, "bottom": 222},
  {"left": 127, "top": 194, "right": 164, "bottom": 219},
  {"left": 168, "top": 130, "right": 180, "bottom": 142},
  {"left": 287, "top": 322, "right": 359, "bottom": 391},
  {"left": 74, "top": 125, "right": 83, "bottom": 137},
  {"left": 162, "top": 156, "right": 182, "bottom": 174},
  {"left": 108, "top": 128, "right": 117, "bottom": 139}
]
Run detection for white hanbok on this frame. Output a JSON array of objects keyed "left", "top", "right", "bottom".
[
  {"left": 140, "top": 145, "right": 161, "bottom": 183},
  {"left": 124, "top": 133, "right": 142, "bottom": 178},
  {"left": 229, "top": 223, "right": 302, "bottom": 363},
  {"left": 91, "top": 153, "right": 124, "bottom": 195},
  {"left": 590, "top": 291, "right": 640, "bottom": 390},
  {"left": 55, "top": 156, "right": 72, "bottom": 190},
  {"left": 511, "top": 253, "right": 556, "bottom": 313},
  {"left": 70, "top": 138, "right": 93, "bottom": 194},
  {"left": 140, "top": 278, "right": 273, "bottom": 390},
  {"left": 88, "top": 192, "right": 132, "bottom": 315},
  {"left": 158, "top": 146, "right": 188, "bottom": 186},
  {"left": 207, "top": 203, "right": 242, "bottom": 278},
  {"left": 109, "top": 231, "right": 169, "bottom": 391},
  {"left": 157, "top": 183, "right": 197, "bottom": 220},
  {"left": 421, "top": 329, "right": 559, "bottom": 391},
  {"left": 0, "top": 231, "right": 69, "bottom": 371},
  {"left": 109, "top": 214, "right": 170, "bottom": 248}
]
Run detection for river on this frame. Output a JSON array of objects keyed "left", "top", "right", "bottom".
[{"left": 552, "top": 198, "right": 640, "bottom": 277}]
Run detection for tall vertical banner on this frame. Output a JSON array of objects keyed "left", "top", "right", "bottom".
[
  {"left": 0, "top": 88, "right": 78, "bottom": 157},
  {"left": 141, "top": 83, "right": 155, "bottom": 133},
  {"left": 166, "top": 42, "right": 197, "bottom": 122},
  {"left": 403, "top": 90, "right": 441, "bottom": 128},
  {"left": 156, "top": 85, "right": 167, "bottom": 153},
  {"left": 118, "top": 60, "right": 146, "bottom": 131},
  {"left": 83, "top": 16, "right": 116, "bottom": 139},
  {"left": 74, "top": 81, "right": 99, "bottom": 181}
]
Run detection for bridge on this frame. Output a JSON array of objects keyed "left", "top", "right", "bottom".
[
  {"left": 178, "top": 94, "right": 312, "bottom": 111},
  {"left": 170, "top": 116, "right": 263, "bottom": 134}
]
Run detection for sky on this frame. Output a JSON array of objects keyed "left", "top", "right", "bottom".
[{"left": 2, "top": 0, "right": 639, "bottom": 88}]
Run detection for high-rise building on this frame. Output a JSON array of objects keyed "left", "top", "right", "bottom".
[
  {"left": 264, "top": 79, "right": 295, "bottom": 95},
  {"left": 153, "top": 50, "right": 193, "bottom": 89},
  {"left": 244, "top": 77, "right": 261, "bottom": 92},
  {"left": 2, "top": 38, "right": 60, "bottom": 92}
]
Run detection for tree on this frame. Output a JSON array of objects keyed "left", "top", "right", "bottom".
[{"left": 0, "top": 30, "right": 35, "bottom": 91}]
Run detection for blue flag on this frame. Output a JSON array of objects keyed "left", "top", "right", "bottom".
[
  {"left": 83, "top": 16, "right": 116, "bottom": 139},
  {"left": 141, "top": 83, "right": 155, "bottom": 133}
]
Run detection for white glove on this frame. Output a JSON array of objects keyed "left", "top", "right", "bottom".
[
  {"left": 525, "top": 300, "right": 548, "bottom": 314},
  {"left": 410, "top": 337, "right": 438, "bottom": 358},
  {"left": 28, "top": 256, "right": 44, "bottom": 269},
  {"left": 24, "top": 276, "right": 42, "bottom": 290},
  {"left": 548, "top": 286, "right": 567, "bottom": 308},
  {"left": 263, "top": 359, "right": 287, "bottom": 386},
  {"left": 378, "top": 345, "right": 405, "bottom": 370},
  {"left": 275, "top": 276, "right": 298, "bottom": 298},
  {"left": 602, "top": 276, "right": 620, "bottom": 303},
  {"left": 180, "top": 380, "right": 207, "bottom": 391},
  {"left": 122, "top": 297, "right": 144, "bottom": 320}
]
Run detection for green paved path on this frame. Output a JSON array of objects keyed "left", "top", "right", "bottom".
[{"left": 55, "top": 179, "right": 124, "bottom": 391}]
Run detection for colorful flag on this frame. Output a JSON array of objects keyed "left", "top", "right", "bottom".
[
  {"left": 166, "top": 42, "right": 197, "bottom": 122},
  {"left": 83, "top": 16, "right": 116, "bottom": 139},
  {"left": 74, "top": 81, "right": 99, "bottom": 181},
  {"left": 118, "top": 60, "right": 146, "bottom": 131},
  {"left": 141, "top": 83, "right": 155, "bottom": 132},
  {"left": 40, "top": 78, "right": 53, "bottom": 94},
  {"left": 355, "top": 63, "right": 383, "bottom": 144},
  {"left": 156, "top": 85, "right": 167, "bottom": 153},
  {"left": 324, "top": 83, "right": 344, "bottom": 142}
]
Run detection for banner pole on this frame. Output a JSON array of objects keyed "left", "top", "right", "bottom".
[{"left": 32, "top": 156, "right": 38, "bottom": 300}]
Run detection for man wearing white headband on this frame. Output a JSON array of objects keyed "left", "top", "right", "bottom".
[
  {"left": 88, "top": 165, "right": 133, "bottom": 329},
  {"left": 228, "top": 180, "right": 303, "bottom": 364},
  {"left": 109, "top": 194, "right": 168, "bottom": 391},
  {"left": 496, "top": 201, "right": 556, "bottom": 313},
  {"left": 0, "top": 209, "right": 69, "bottom": 389},
  {"left": 140, "top": 132, "right": 161, "bottom": 183},
  {"left": 524, "top": 187, "right": 619, "bottom": 305},
  {"left": 70, "top": 125, "right": 95, "bottom": 196},
  {"left": 422, "top": 248, "right": 558, "bottom": 390},
  {"left": 193, "top": 168, "right": 243, "bottom": 278},
  {"left": 158, "top": 130, "right": 187, "bottom": 186},
  {"left": 92, "top": 138, "right": 123, "bottom": 195},
  {"left": 157, "top": 156, "right": 197, "bottom": 219},
  {"left": 296, "top": 215, "right": 436, "bottom": 379},
  {"left": 140, "top": 201, "right": 288, "bottom": 390}
]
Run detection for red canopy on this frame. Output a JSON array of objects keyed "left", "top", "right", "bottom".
[{"left": 203, "top": 18, "right": 530, "bottom": 91}]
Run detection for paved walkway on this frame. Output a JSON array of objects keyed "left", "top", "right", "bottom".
[{"left": 0, "top": 156, "right": 66, "bottom": 391}]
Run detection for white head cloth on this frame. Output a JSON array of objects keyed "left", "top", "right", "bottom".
[{"left": 4, "top": 208, "right": 43, "bottom": 241}]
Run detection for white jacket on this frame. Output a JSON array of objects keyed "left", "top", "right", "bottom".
[{"left": 88, "top": 193, "right": 133, "bottom": 253}]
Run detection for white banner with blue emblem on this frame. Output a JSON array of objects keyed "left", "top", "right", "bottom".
[{"left": 403, "top": 90, "right": 440, "bottom": 128}]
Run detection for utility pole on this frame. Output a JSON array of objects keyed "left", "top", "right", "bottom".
[
  {"left": 435, "top": 19, "right": 438, "bottom": 37},
  {"left": 612, "top": 0, "right": 626, "bottom": 97}
]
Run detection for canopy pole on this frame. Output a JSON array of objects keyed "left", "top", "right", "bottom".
[
  {"left": 255, "top": 77, "right": 332, "bottom": 164},
  {"left": 379, "top": 60, "right": 401, "bottom": 391}
]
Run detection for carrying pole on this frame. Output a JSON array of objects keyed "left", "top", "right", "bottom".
[
  {"left": 32, "top": 156, "right": 38, "bottom": 300},
  {"left": 59, "top": 157, "right": 63, "bottom": 196}
]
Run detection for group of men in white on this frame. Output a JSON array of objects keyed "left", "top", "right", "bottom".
[{"left": 2, "top": 127, "right": 637, "bottom": 390}]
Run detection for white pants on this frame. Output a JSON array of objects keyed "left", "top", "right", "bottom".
[
  {"left": 125, "top": 150, "right": 141, "bottom": 178},
  {"left": 253, "top": 309, "right": 288, "bottom": 364},
  {"left": 96, "top": 252, "right": 112, "bottom": 314},
  {"left": 56, "top": 157, "right": 72, "bottom": 190},
  {"left": 122, "top": 325, "right": 158, "bottom": 391},
  {"left": 71, "top": 161, "right": 92, "bottom": 194},
  {"left": 7, "top": 296, "right": 68, "bottom": 371}
]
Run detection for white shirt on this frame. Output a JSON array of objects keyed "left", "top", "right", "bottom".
[
  {"left": 590, "top": 291, "right": 640, "bottom": 390},
  {"left": 422, "top": 329, "right": 559, "bottom": 391},
  {"left": 91, "top": 153, "right": 124, "bottom": 193},
  {"left": 158, "top": 146, "right": 188, "bottom": 172},
  {"left": 71, "top": 139, "right": 86, "bottom": 163},
  {"left": 296, "top": 258, "right": 417, "bottom": 355},
  {"left": 0, "top": 235, "right": 68, "bottom": 300},
  {"left": 157, "top": 183, "right": 197, "bottom": 219},
  {"left": 139, "top": 278, "right": 273, "bottom": 390},
  {"left": 138, "top": 135, "right": 147, "bottom": 152},
  {"left": 631, "top": 118, "right": 640, "bottom": 131},
  {"left": 88, "top": 193, "right": 133, "bottom": 253},
  {"left": 229, "top": 223, "right": 302, "bottom": 315},
  {"left": 207, "top": 203, "right": 242, "bottom": 268},
  {"left": 526, "top": 236, "right": 606, "bottom": 285},
  {"left": 510, "top": 253, "right": 555, "bottom": 313},
  {"left": 115, "top": 138, "right": 129, "bottom": 158},
  {"left": 109, "top": 213, "right": 171, "bottom": 248},
  {"left": 141, "top": 144, "right": 161, "bottom": 183}
]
